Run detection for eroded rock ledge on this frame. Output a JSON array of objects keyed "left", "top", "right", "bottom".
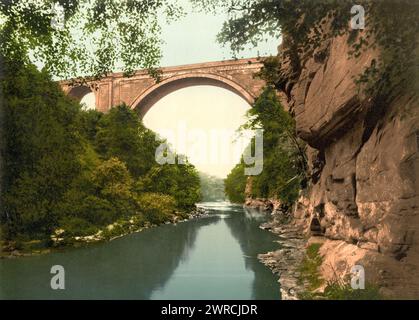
[
  {"left": 249, "top": 9, "right": 418, "bottom": 297},
  {"left": 274, "top": 21, "right": 419, "bottom": 298}
]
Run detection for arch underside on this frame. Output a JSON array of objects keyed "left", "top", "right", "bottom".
[
  {"left": 131, "top": 74, "right": 255, "bottom": 118},
  {"left": 68, "top": 85, "right": 92, "bottom": 101}
]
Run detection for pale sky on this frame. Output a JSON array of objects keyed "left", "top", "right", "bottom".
[
  {"left": 158, "top": 2, "right": 277, "bottom": 67},
  {"left": 143, "top": 86, "right": 252, "bottom": 178},
  {"left": 81, "top": 1, "right": 280, "bottom": 178}
]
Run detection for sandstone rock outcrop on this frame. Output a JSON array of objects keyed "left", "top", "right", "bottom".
[{"left": 278, "top": 27, "right": 419, "bottom": 298}]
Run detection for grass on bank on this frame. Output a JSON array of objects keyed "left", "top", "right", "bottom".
[
  {"left": 297, "top": 243, "right": 324, "bottom": 294},
  {"left": 297, "top": 243, "right": 382, "bottom": 300}
]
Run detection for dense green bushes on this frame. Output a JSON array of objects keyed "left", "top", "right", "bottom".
[
  {"left": 57, "top": 157, "right": 137, "bottom": 235},
  {"left": 0, "top": 59, "right": 201, "bottom": 243},
  {"left": 224, "top": 87, "right": 306, "bottom": 207},
  {"left": 93, "top": 106, "right": 160, "bottom": 178},
  {"left": 136, "top": 193, "right": 177, "bottom": 225},
  {"left": 224, "top": 162, "right": 246, "bottom": 204},
  {"left": 1, "top": 60, "right": 84, "bottom": 239},
  {"left": 137, "top": 163, "right": 201, "bottom": 210}
]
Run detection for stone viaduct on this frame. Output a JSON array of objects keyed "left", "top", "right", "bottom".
[{"left": 60, "top": 58, "right": 266, "bottom": 118}]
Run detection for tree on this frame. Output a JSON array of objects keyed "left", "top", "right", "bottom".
[
  {"left": 0, "top": 0, "right": 183, "bottom": 79},
  {"left": 76, "top": 109, "right": 103, "bottom": 142},
  {"left": 58, "top": 157, "right": 137, "bottom": 232},
  {"left": 225, "top": 86, "right": 306, "bottom": 207},
  {"left": 93, "top": 104, "right": 160, "bottom": 178},
  {"left": 194, "top": 0, "right": 419, "bottom": 100},
  {"left": 138, "top": 161, "right": 201, "bottom": 209},
  {"left": 0, "top": 59, "right": 83, "bottom": 238},
  {"left": 246, "top": 86, "right": 306, "bottom": 205},
  {"left": 224, "top": 161, "right": 246, "bottom": 204},
  {"left": 0, "top": 58, "right": 203, "bottom": 242}
]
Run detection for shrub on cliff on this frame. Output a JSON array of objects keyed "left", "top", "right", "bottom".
[
  {"left": 245, "top": 87, "right": 307, "bottom": 205},
  {"left": 224, "top": 86, "right": 306, "bottom": 207},
  {"left": 198, "top": 0, "right": 418, "bottom": 104}
]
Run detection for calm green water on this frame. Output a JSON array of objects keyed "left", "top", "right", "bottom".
[{"left": 0, "top": 202, "right": 280, "bottom": 299}]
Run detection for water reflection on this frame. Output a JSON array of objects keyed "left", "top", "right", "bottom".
[
  {"left": 0, "top": 203, "right": 280, "bottom": 300},
  {"left": 225, "top": 207, "right": 281, "bottom": 299},
  {"left": 0, "top": 217, "right": 218, "bottom": 299}
]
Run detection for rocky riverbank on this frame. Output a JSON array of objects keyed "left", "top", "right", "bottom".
[
  {"left": 244, "top": 198, "right": 281, "bottom": 213},
  {"left": 0, "top": 206, "right": 209, "bottom": 259},
  {"left": 243, "top": 198, "right": 306, "bottom": 299},
  {"left": 258, "top": 221, "right": 306, "bottom": 299}
]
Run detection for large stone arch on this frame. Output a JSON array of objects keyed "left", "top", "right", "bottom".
[
  {"left": 130, "top": 72, "right": 256, "bottom": 118},
  {"left": 60, "top": 58, "right": 266, "bottom": 113}
]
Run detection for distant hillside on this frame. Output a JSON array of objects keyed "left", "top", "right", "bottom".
[{"left": 199, "top": 172, "right": 226, "bottom": 202}]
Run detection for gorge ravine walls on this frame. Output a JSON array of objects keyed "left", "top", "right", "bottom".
[{"left": 264, "top": 29, "right": 418, "bottom": 298}]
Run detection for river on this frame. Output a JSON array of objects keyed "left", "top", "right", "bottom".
[{"left": 0, "top": 202, "right": 281, "bottom": 299}]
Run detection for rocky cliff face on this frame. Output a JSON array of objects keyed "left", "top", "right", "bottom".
[{"left": 277, "top": 29, "right": 419, "bottom": 298}]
